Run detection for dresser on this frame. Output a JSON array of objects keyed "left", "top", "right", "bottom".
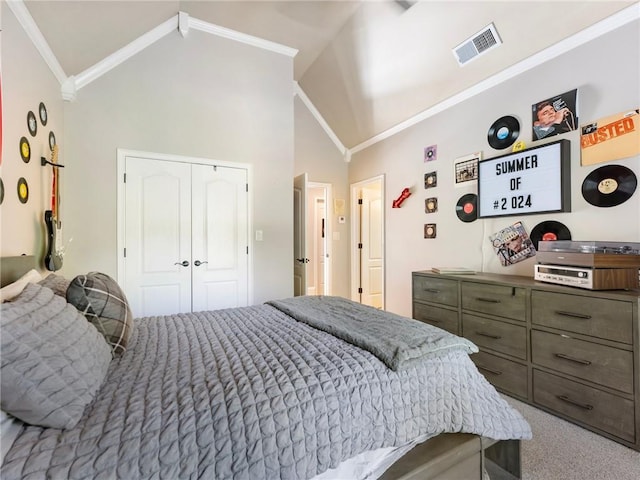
[{"left": 412, "top": 270, "right": 640, "bottom": 451}]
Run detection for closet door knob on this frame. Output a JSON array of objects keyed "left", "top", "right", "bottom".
[
  {"left": 194, "top": 260, "right": 208, "bottom": 267},
  {"left": 174, "top": 260, "right": 189, "bottom": 267}
]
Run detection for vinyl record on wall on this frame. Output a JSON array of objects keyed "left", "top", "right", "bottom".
[
  {"left": 39, "top": 102, "right": 48, "bottom": 126},
  {"left": 49, "top": 131, "right": 56, "bottom": 151},
  {"left": 530, "top": 221, "right": 571, "bottom": 249},
  {"left": 455, "top": 193, "right": 477, "bottom": 222},
  {"left": 581, "top": 164, "right": 637, "bottom": 207},
  {"left": 488, "top": 115, "right": 520, "bottom": 150},
  {"left": 0, "top": 178, "right": 4, "bottom": 205},
  {"left": 424, "top": 223, "right": 437, "bottom": 239},
  {"left": 17, "top": 177, "right": 29, "bottom": 204},
  {"left": 27, "top": 110, "right": 37, "bottom": 137},
  {"left": 20, "top": 136, "right": 31, "bottom": 163}
]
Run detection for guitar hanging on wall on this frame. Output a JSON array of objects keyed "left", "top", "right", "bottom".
[{"left": 44, "top": 145, "right": 64, "bottom": 271}]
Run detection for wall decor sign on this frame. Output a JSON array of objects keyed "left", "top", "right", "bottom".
[
  {"left": 454, "top": 151, "right": 481, "bottom": 187},
  {"left": 20, "top": 136, "right": 31, "bottom": 163},
  {"left": 532, "top": 89, "right": 578, "bottom": 141},
  {"left": 424, "top": 145, "right": 437, "bottom": 162},
  {"left": 477, "top": 139, "right": 571, "bottom": 219},
  {"left": 424, "top": 171, "right": 437, "bottom": 189},
  {"left": 27, "top": 110, "right": 37, "bottom": 137},
  {"left": 580, "top": 108, "right": 640, "bottom": 166},
  {"left": 39, "top": 102, "right": 48, "bottom": 126}
]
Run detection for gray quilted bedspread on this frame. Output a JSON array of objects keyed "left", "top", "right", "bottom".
[
  {"left": 2, "top": 304, "right": 531, "bottom": 480},
  {"left": 267, "top": 295, "right": 478, "bottom": 370}
]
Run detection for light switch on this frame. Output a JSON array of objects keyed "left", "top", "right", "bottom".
[{"left": 255, "top": 230, "right": 263, "bottom": 241}]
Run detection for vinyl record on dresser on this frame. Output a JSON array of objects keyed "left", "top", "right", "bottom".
[
  {"left": 455, "top": 193, "right": 477, "bottom": 223},
  {"left": 530, "top": 221, "right": 571, "bottom": 249},
  {"left": 581, "top": 164, "right": 637, "bottom": 207},
  {"left": 487, "top": 115, "right": 520, "bottom": 150}
]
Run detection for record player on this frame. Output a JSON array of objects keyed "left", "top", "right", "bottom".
[{"left": 534, "top": 240, "right": 640, "bottom": 290}]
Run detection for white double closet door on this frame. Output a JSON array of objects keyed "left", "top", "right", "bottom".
[{"left": 122, "top": 155, "right": 248, "bottom": 317}]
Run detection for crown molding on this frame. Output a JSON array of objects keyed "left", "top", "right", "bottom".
[
  {"left": 189, "top": 16, "right": 298, "bottom": 58},
  {"left": 6, "top": 0, "right": 67, "bottom": 85},
  {"left": 294, "top": 82, "right": 347, "bottom": 158},
  {"left": 74, "top": 16, "right": 178, "bottom": 92},
  {"left": 348, "top": 3, "right": 640, "bottom": 155}
]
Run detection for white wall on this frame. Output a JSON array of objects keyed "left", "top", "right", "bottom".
[{"left": 349, "top": 21, "right": 640, "bottom": 317}]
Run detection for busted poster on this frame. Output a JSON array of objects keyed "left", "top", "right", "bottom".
[{"left": 580, "top": 109, "right": 640, "bottom": 166}]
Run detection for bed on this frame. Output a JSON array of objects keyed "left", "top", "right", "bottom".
[{"left": 1, "top": 255, "right": 531, "bottom": 479}]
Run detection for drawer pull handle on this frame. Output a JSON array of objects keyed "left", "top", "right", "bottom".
[
  {"left": 557, "top": 395, "right": 594, "bottom": 411},
  {"left": 477, "top": 297, "right": 500, "bottom": 303},
  {"left": 555, "top": 310, "right": 592, "bottom": 320},
  {"left": 477, "top": 365, "right": 502, "bottom": 376},
  {"left": 424, "top": 288, "right": 440, "bottom": 294},
  {"left": 476, "top": 331, "right": 502, "bottom": 340},
  {"left": 554, "top": 353, "right": 592, "bottom": 366}
]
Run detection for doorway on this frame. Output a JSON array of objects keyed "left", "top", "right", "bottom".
[
  {"left": 350, "top": 175, "right": 385, "bottom": 309},
  {"left": 293, "top": 173, "right": 332, "bottom": 297}
]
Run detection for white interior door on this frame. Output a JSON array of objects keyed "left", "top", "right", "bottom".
[
  {"left": 191, "top": 164, "right": 248, "bottom": 311},
  {"left": 124, "top": 156, "right": 192, "bottom": 317},
  {"left": 293, "top": 173, "right": 308, "bottom": 296},
  {"left": 361, "top": 185, "right": 383, "bottom": 308},
  {"left": 351, "top": 176, "right": 385, "bottom": 309}
]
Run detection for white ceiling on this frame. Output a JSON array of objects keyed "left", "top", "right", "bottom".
[{"left": 21, "top": 0, "right": 639, "bottom": 149}]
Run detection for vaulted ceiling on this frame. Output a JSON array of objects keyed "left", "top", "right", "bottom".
[{"left": 20, "top": 0, "right": 639, "bottom": 149}]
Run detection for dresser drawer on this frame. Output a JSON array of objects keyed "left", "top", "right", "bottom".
[
  {"left": 533, "top": 369, "right": 635, "bottom": 443},
  {"left": 531, "top": 291, "right": 633, "bottom": 344},
  {"left": 531, "top": 330, "right": 633, "bottom": 394},
  {"left": 413, "top": 276, "right": 459, "bottom": 307},
  {"left": 413, "top": 302, "right": 459, "bottom": 335},
  {"left": 462, "top": 314, "right": 527, "bottom": 360},
  {"left": 471, "top": 351, "right": 527, "bottom": 398},
  {"left": 461, "top": 283, "right": 526, "bottom": 321}
]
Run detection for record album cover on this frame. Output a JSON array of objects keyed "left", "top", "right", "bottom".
[
  {"left": 580, "top": 109, "right": 640, "bottom": 166},
  {"left": 489, "top": 221, "right": 536, "bottom": 266}
]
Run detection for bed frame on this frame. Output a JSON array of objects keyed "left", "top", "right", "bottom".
[{"left": 0, "top": 255, "right": 522, "bottom": 479}]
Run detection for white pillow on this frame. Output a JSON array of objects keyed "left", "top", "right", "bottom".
[{"left": 0, "top": 269, "right": 43, "bottom": 302}]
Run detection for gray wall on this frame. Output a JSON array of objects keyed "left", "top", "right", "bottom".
[
  {"left": 2, "top": 3, "right": 296, "bottom": 305},
  {"left": 62, "top": 29, "right": 294, "bottom": 304},
  {"left": 1, "top": 6, "right": 65, "bottom": 258},
  {"left": 349, "top": 21, "right": 640, "bottom": 317},
  {"left": 294, "top": 96, "right": 350, "bottom": 297}
]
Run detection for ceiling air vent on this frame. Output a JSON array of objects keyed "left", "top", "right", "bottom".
[{"left": 453, "top": 23, "right": 502, "bottom": 66}]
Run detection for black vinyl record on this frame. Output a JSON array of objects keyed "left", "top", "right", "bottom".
[
  {"left": 581, "top": 165, "right": 637, "bottom": 207},
  {"left": 530, "top": 221, "right": 571, "bottom": 249},
  {"left": 488, "top": 115, "right": 520, "bottom": 149},
  {"left": 455, "top": 193, "right": 477, "bottom": 223}
]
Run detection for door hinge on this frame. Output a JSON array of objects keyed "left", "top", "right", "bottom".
[
  {"left": 358, "top": 198, "right": 363, "bottom": 205},
  {"left": 358, "top": 243, "right": 363, "bottom": 249},
  {"left": 123, "top": 173, "right": 126, "bottom": 183},
  {"left": 124, "top": 248, "right": 126, "bottom": 257},
  {"left": 358, "top": 287, "right": 363, "bottom": 294},
  {"left": 246, "top": 183, "right": 249, "bottom": 192},
  {"left": 246, "top": 246, "right": 249, "bottom": 254}
]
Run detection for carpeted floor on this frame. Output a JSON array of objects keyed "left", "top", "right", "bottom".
[{"left": 502, "top": 395, "right": 640, "bottom": 480}]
